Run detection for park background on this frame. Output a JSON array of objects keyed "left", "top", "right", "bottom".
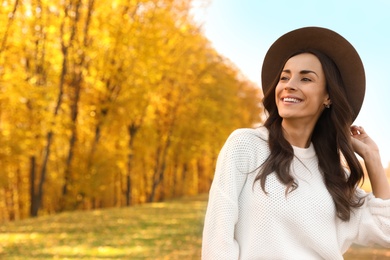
[
  {"left": 1, "top": 0, "right": 264, "bottom": 220},
  {"left": 0, "top": 0, "right": 389, "bottom": 258}
]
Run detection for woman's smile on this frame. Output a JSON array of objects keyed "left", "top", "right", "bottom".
[{"left": 281, "top": 96, "right": 303, "bottom": 104}]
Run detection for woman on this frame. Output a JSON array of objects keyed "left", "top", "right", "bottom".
[{"left": 202, "top": 27, "right": 390, "bottom": 259}]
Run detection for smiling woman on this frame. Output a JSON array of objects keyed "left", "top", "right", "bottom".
[
  {"left": 200, "top": 0, "right": 390, "bottom": 167},
  {"left": 202, "top": 27, "right": 390, "bottom": 260}
]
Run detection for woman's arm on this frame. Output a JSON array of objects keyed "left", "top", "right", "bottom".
[
  {"left": 202, "top": 129, "right": 252, "bottom": 259},
  {"left": 351, "top": 125, "right": 390, "bottom": 199}
]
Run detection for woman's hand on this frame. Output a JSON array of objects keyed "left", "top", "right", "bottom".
[
  {"left": 350, "top": 125, "right": 379, "bottom": 159},
  {"left": 351, "top": 125, "right": 390, "bottom": 199}
]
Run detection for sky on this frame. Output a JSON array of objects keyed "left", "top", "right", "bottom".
[{"left": 194, "top": 0, "right": 390, "bottom": 167}]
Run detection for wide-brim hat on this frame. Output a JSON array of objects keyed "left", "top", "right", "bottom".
[{"left": 261, "top": 26, "right": 365, "bottom": 122}]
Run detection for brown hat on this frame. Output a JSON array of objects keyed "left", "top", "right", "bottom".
[{"left": 261, "top": 26, "right": 365, "bottom": 121}]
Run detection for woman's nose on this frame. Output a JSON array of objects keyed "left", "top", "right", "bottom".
[{"left": 284, "top": 84, "right": 297, "bottom": 91}]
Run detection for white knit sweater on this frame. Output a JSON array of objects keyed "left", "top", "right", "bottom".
[{"left": 202, "top": 127, "right": 390, "bottom": 259}]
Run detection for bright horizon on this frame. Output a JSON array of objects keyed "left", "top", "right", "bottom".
[{"left": 195, "top": 0, "right": 390, "bottom": 167}]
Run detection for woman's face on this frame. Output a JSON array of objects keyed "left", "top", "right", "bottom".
[{"left": 275, "top": 53, "right": 330, "bottom": 126}]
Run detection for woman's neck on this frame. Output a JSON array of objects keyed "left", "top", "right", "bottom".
[{"left": 281, "top": 120, "right": 315, "bottom": 148}]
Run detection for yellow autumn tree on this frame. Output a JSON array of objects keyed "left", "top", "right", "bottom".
[{"left": 0, "top": 0, "right": 262, "bottom": 221}]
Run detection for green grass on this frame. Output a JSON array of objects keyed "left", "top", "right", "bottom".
[
  {"left": 0, "top": 194, "right": 389, "bottom": 259},
  {"left": 0, "top": 195, "right": 207, "bottom": 259}
]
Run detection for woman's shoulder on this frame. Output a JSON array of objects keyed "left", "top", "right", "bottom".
[
  {"left": 221, "top": 126, "right": 270, "bottom": 167},
  {"left": 227, "top": 126, "right": 269, "bottom": 142},
  {"left": 222, "top": 126, "right": 269, "bottom": 154}
]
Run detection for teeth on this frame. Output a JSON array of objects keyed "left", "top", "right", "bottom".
[{"left": 283, "top": 98, "right": 301, "bottom": 103}]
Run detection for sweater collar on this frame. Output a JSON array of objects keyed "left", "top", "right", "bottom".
[
  {"left": 292, "top": 143, "right": 316, "bottom": 159},
  {"left": 257, "top": 126, "right": 317, "bottom": 159}
]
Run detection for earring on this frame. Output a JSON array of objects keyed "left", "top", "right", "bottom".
[{"left": 324, "top": 99, "right": 332, "bottom": 109}]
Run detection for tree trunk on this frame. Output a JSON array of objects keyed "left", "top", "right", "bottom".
[
  {"left": 32, "top": 0, "right": 82, "bottom": 216},
  {"left": 61, "top": 0, "right": 94, "bottom": 211},
  {"left": 148, "top": 130, "right": 173, "bottom": 202},
  {"left": 0, "top": 0, "right": 19, "bottom": 55},
  {"left": 29, "top": 156, "right": 39, "bottom": 217},
  {"left": 148, "top": 91, "right": 180, "bottom": 202},
  {"left": 125, "top": 123, "right": 140, "bottom": 206}
]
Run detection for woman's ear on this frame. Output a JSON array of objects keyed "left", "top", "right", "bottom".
[{"left": 324, "top": 97, "right": 332, "bottom": 108}]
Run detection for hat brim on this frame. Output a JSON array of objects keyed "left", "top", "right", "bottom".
[{"left": 261, "top": 27, "right": 365, "bottom": 122}]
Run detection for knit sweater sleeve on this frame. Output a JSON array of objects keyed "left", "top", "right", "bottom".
[
  {"left": 355, "top": 189, "right": 390, "bottom": 245},
  {"left": 202, "top": 129, "right": 259, "bottom": 259},
  {"left": 339, "top": 188, "right": 390, "bottom": 251}
]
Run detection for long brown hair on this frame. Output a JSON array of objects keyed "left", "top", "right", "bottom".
[{"left": 257, "top": 49, "right": 365, "bottom": 221}]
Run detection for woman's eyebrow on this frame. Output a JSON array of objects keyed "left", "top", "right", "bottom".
[
  {"left": 282, "top": 69, "right": 318, "bottom": 77},
  {"left": 300, "top": 70, "right": 318, "bottom": 77}
]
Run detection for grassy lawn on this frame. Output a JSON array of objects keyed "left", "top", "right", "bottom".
[
  {"left": 0, "top": 195, "right": 207, "bottom": 259},
  {"left": 0, "top": 194, "right": 389, "bottom": 259}
]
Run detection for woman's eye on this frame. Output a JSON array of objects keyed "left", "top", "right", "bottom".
[
  {"left": 280, "top": 76, "right": 289, "bottom": 81},
  {"left": 302, "top": 77, "right": 312, "bottom": 82}
]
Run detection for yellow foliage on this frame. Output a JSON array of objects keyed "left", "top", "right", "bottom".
[{"left": 0, "top": 0, "right": 262, "bottom": 221}]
